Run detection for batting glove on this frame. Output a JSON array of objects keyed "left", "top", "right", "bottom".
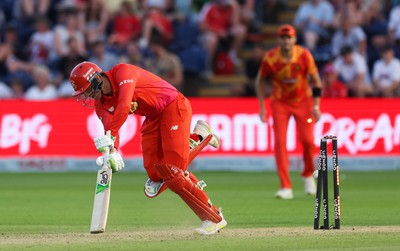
[
  {"left": 106, "top": 152, "right": 125, "bottom": 173},
  {"left": 94, "top": 134, "right": 115, "bottom": 153},
  {"left": 96, "top": 152, "right": 125, "bottom": 173}
]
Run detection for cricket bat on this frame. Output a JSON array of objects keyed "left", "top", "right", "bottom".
[{"left": 90, "top": 131, "right": 112, "bottom": 234}]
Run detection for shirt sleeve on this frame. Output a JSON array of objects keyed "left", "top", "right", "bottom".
[
  {"left": 106, "top": 66, "right": 137, "bottom": 148},
  {"left": 393, "top": 61, "right": 400, "bottom": 82},
  {"left": 388, "top": 7, "right": 400, "bottom": 30},
  {"left": 354, "top": 27, "right": 366, "bottom": 41},
  {"left": 259, "top": 54, "right": 272, "bottom": 78},
  {"left": 355, "top": 54, "right": 367, "bottom": 74}
]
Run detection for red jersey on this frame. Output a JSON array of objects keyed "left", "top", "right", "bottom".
[
  {"left": 95, "top": 63, "right": 178, "bottom": 147},
  {"left": 200, "top": 3, "right": 233, "bottom": 33},
  {"left": 113, "top": 14, "right": 141, "bottom": 44},
  {"left": 259, "top": 45, "right": 318, "bottom": 103},
  {"left": 322, "top": 80, "right": 348, "bottom": 98}
]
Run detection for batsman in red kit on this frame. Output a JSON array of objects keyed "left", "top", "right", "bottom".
[
  {"left": 69, "top": 61, "right": 227, "bottom": 234},
  {"left": 255, "top": 24, "right": 322, "bottom": 199}
]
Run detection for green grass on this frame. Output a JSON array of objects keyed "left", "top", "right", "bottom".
[{"left": 1, "top": 171, "right": 400, "bottom": 250}]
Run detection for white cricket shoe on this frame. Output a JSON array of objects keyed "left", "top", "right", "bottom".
[
  {"left": 275, "top": 188, "right": 294, "bottom": 199},
  {"left": 144, "top": 178, "right": 165, "bottom": 198},
  {"left": 304, "top": 176, "right": 316, "bottom": 195},
  {"left": 193, "top": 120, "right": 220, "bottom": 148},
  {"left": 195, "top": 208, "right": 227, "bottom": 235}
]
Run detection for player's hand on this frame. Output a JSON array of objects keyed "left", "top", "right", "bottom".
[
  {"left": 94, "top": 134, "right": 114, "bottom": 153},
  {"left": 313, "top": 107, "right": 321, "bottom": 122},
  {"left": 96, "top": 150, "right": 125, "bottom": 173},
  {"left": 106, "top": 151, "right": 125, "bottom": 173},
  {"left": 259, "top": 108, "right": 267, "bottom": 123}
]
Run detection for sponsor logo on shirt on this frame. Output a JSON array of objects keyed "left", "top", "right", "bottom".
[
  {"left": 119, "top": 79, "right": 134, "bottom": 86},
  {"left": 170, "top": 125, "right": 178, "bottom": 130},
  {"left": 282, "top": 78, "right": 297, "bottom": 84}
]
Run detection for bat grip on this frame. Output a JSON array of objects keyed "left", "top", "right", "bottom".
[{"left": 104, "top": 130, "right": 112, "bottom": 155}]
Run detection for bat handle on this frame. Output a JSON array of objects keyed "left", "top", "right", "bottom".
[{"left": 104, "top": 130, "right": 112, "bottom": 156}]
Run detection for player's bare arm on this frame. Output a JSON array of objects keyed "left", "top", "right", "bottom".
[
  {"left": 310, "top": 72, "right": 322, "bottom": 122},
  {"left": 255, "top": 72, "right": 267, "bottom": 123}
]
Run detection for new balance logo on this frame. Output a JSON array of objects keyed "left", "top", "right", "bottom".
[{"left": 170, "top": 125, "right": 178, "bottom": 130}]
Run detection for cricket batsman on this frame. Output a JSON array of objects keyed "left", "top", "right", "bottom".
[
  {"left": 69, "top": 61, "right": 227, "bottom": 235},
  {"left": 255, "top": 24, "right": 322, "bottom": 199}
]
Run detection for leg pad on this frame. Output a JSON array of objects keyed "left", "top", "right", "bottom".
[{"left": 154, "top": 163, "right": 222, "bottom": 223}]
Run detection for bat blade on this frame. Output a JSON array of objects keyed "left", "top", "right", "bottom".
[{"left": 90, "top": 167, "right": 112, "bottom": 234}]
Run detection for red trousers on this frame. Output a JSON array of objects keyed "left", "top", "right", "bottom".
[
  {"left": 141, "top": 93, "right": 191, "bottom": 181},
  {"left": 271, "top": 98, "right": 316, "bottom": 189}
]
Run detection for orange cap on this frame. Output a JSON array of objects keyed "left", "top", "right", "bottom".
[{"left": 277, "top": 24, "right": 296, "bottom": 37}]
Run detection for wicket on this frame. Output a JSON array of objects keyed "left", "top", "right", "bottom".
[{"left": 314, "top": 135, "right": 341, "bottom": 230}]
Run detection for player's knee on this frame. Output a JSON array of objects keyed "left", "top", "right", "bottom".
[{"left": 154, "top": 163, "right": 186, "bottom": 193}]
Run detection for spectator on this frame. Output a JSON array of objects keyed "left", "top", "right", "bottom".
[
  {"left": 9, "top": 78, "right": 25, "bottom": 98},
  {"left": 119, "top": 39, "right": 144, "bottom": 67},
  {"left": 29, "top": 17, "right": 55, "bottom": 65},
  {"left": 79, "top": 0, "right": 110, "bottom": 45},
  {"left": 12, "top": 0, "right": 51, "bottom": 42},
  {"left": 2, "top": 24, "right": 29, "bottom": 61},
  {"left": 56, "top": 36, "right": 87, "bottom": 96},
  {"left": 235, "top": 0, "right": 256, "bottom": 28},
  {"left": 198, "top": 0, "right": 247, "bottom": 66},
  {"left": 88, "top": 39, "right": 120, "bottom": 71},
  {"left": 53, "top": 9, "right": 86, "bottom": 57},
  {"left": 146, "top": 37, "right": 184, "bottom": 91},
  {"left": 13, "top": 0, "right": 51, "bottom": 21},
  {"left": 321, "top": 63, "right": 348, "bottom": 98},
  {"left": 261, "top": 0, "right": 288, "bottom": 24},
  {"left": 333, "top": 46, "right": 373, "bottom": 97},
  {"left": 0, "top": 78, "right": 25, "bottom": 99},
  {"left": 0, "top": 80, "right": 13, "bottom": 98},
  {"left": 109, "top": 0, "right": 141, "bottom": 46},
  {"left": 388, "top": 2, "right": 400, "bottom": 44},
  {"left": 372, "top": 44, "right": 400, "bottom": 97},
  {"left": 233, "top": 42, "right": 266, "bottom": 97},
  {"left": 25, "top": 65, "right": 58, "bottom": 100},
  {"left": 331, "top": 16, "right": 367, "bottom": 57},
  {"left": 294, "top": 0, "right": 335, "bottom": 51},
  {"left": 138, "top": 0, "right": 174, "bottom": 49},
  {"left": 174, "top": 0, "right": 193, "bottom": 17},
  {"left": 332, "top": 0, "right": 364, "bottom": 28},
  {"left": 0, "top": 25, "right": 34, "bottom": 89}
]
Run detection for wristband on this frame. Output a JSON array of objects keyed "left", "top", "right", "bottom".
[{"left": 312, "top": 87, "right": 321, "bottom": 97}]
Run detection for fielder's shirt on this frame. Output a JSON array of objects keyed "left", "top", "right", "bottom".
[{"left": 259, "top": 45, "right": 318, "bottom": 103}]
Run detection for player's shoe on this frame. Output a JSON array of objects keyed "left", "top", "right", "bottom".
[
  {"left": 275, "top": 188, "right": 294, "bottom": 199},
  {"left": 193, "top": 120, "right": 220, "bottom": 148},
  {"left": 195, "top": 208, "right": 227, "bottom": 235},
  {"left": 304, "top": 176, "right": 316, "bottom": 195},
  {"left": 144, "top": 178, "right": 166, "bottom": 198}
]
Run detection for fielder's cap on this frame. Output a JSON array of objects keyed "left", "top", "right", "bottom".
[{"left": 278, "top": 24, "right": 296, "bottom": 37}]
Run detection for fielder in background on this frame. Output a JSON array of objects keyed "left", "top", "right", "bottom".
[
  {"left": 69, "top": 61, "right": 227, "bottom": 235},
  {"left": 255, "top": 24, "right": 322, "bottom": 199}
]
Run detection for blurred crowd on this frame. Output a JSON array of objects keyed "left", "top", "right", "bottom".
[
  {"left": 0, "top": 0, "right": 399, "bottom": 100},
  {"left": 295, "top": 0, "right": 400, "bottom": 98}
]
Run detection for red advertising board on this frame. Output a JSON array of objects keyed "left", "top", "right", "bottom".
[{"left": 0, "top": 98, "right": 399, "bottom": 157}]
